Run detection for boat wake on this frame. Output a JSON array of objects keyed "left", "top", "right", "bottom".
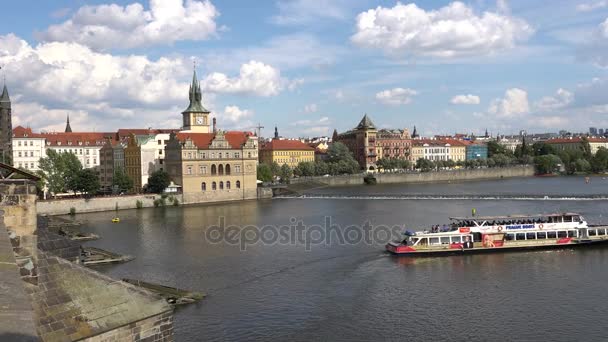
[{"left": 276, "top": 194, "right": 608, "bottom": 201}]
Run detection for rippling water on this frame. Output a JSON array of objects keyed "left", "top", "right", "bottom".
[{"left": 75, "top": 176, "right": 608, "bottom": 341}]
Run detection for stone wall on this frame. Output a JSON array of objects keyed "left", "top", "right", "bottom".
[
  {"left": 37, "top": 194, "right": 163, "bottom": 216},
  {"left": 82, "top": 311, "right": 173, "bottom": 342},
  {"left": 257, "top": 187, "right": 273, "bottom": 199},
  {"left": 290, "top": 166, "right": 535, "bottom": 187},
  {"left": 181, "top": 188, "right": 257, "bottom": 205}
]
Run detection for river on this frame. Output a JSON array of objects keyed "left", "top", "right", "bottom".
[{"left": 75, "top": 176, "right": 608, "bottom": 341}]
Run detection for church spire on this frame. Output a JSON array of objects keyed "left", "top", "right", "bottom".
[
  {"left": 65, "top": 114, "right": 72, "bottom": 133},
  {"left": 183, "top": 69, "right": 208, "bottom": 114},
  {"left": 412, "top": 125, "right": 419, "bottom": 138},
  {"left": 0, "top": 84, "right": 10, "bottom": 106}
]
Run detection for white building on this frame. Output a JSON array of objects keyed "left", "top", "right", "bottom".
[{"left": 12, "top": 126, "right": 46, "bottom": 171}]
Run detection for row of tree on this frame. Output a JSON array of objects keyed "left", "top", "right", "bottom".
[
  {"left": 36, "top": 149, "right": 171, "bottom": 197},
  {"left": 491, "top": 137, "right": 608, "bottom": 175}
]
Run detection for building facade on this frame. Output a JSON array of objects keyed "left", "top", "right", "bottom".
[
  {"left": 335, "top": 114, "right": 378, "bottom": 170},
  {"left": 546, "top": 137, "right": 608, "bottom": 155},
  {"left": 376, "top": 128, "right": 411, "bottom": 160},
  {"left": 466, "top": 143, "right": 489, "bottom": 160},
  {"left": 165, "top": 130, "right": 259, "bottom": 204},
  {"left": 12, "top": 126, "right": 45, "bottom": 171},
  {"left": 259, "top": 139, "right": 315, "bottom": 168},
  {"left": 411, "top": 140, "right": 452, "bottom": 162}
]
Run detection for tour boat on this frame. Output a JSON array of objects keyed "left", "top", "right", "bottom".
[{"left": 386, "top": 212, "right": 608, "bottom": 256}]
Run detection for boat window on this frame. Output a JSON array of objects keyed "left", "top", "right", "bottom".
[
  {"left": 516, "top": 233, "right": 525, "bottom": 240},
  {"left": 599, "top": 229, "right": 606, "bottom": 236},
  {"left": 567, "top": 230, "right": 576, "bottom": 238},
  {"left": 450, "top": 236, "right": 461, "bottom": 243},
  {"left": 526, "top": 232, "right": 536, "bottom": 240},
  {"left": 440, "top": 237, "right": 451, "bottom": 244},
  {"left": 547, "top": 231, "right": 557, "bottom": 239},
  {"left": 557, "top": 231, "right": 567, "bottom": 238},
  {"left": 429, "top": 237, "right": 440, "bottom": 245},
  {"left": 589, "top": 229, "right": 597, "bottom": 236},
  {"left": 505, "top": 234, "right": 514, "bottom": 241},
  {"left": 572, "top": 215, "right": 580, "bottom": 222},
  {"left": 537, "top": 232, "right": 546, "bottom": 239},
  {"left": 563, "top": 216, "right": 572, "bottom": 222}
]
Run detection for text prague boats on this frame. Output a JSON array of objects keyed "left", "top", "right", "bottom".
[{"left": 386, "top": 213, "right": 608, "bottom": 255}]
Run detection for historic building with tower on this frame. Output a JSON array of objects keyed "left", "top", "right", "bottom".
[{"left": 164, "top": 70, "right": 259, "bottom": 204}]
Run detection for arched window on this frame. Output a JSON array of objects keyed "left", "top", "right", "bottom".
[
  {"left": 236, "top": 180, "right": 241, "bottom": 189},
  {"left": 218, "top": 164, "right": 224, "bottom": 175},
  {"left": 225, "top": 164, "right": 231, "bottom": 175},
  {"left": 212, "top": 182, "right": 217, "bottom": 190},
  {"left": 219, "top": 181, "right": 224, "bottom": 190},
  {"left": 201, "top": 182, "right": 206, "bottom": 191},
  {"left": 226, "top": 181, "right": 231, "bottom": 189},
  {"left": 211, "top": 164, "right": 217, "bottom": 175}
]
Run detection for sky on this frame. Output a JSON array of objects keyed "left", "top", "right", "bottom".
[{"left": 1, "top": 0, "right": 608, "bottom": 138}]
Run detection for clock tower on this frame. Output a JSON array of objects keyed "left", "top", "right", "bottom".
[{"left": 182, "top": 70, "right": 211, "bottom": 133}]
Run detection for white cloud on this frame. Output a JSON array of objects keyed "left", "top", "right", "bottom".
[
  {"left": 202, "top": 60, "right": 290, "bottom": 96},
  {"left": 303, "top": 103, "right": 318, "bottom": 113},
  {"left": 526, "top": 115, "right": 570, "bottom": 129},
  {"left": 271, "top": 0, "right": 349, "bottom": 25},
  {"left": 289, "top": 116, "right": 331, "bottom": 136},
  {"left": 576, "top": 1, "right": 607, "bottom": 12},
  {"left": 351, "top": 1, "right": 533, "bottom": 58},
  {"left": 375, "top": 87, "right": 418, "bottom": 105},
  {"left": 578, "top": 19, "right": 608, "bottom": 67},
  {"left": 535, "top": 88, "right": 573, "bottom": 110},
  {"left": 334, "top": 90, "right": 344, "bottom": 100},
  {"left": 488, "top": 88, "right": 529, "bottom": 118},
  {"left": 450, "top": 94, "right": 480, "bottom": 105},
  {"left": 216, "top": 105, "right": 253, "bottom": 123},
  {"left": 37, "top": 0, "right": 219, "bottom": 50}
]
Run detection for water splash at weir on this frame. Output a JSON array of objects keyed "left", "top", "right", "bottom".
[{"left": 276, "top": 194, "right": 608, "bottom": 201}]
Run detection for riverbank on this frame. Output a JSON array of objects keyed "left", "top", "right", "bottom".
[{"left": 287, "top": 165, "right": 534, "bottom": 189}]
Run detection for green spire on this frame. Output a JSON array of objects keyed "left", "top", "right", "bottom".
[{"left": 183, "top": 70, "right": 209, "bottom": 114}]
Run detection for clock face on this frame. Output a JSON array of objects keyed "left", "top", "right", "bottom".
[{"left": 196, "top": 117, "right": 203, "bottom": 125}]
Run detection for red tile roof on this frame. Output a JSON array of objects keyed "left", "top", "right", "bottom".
[
  {"left": 13, "top": 126, "right": 42, "bottom": 138},
  {"left": 39, "top": 132, "right": 110, "bottom": 146},
  {"left": 261, "top": 139, "right": 315, "bottom": 151},
  {"left": 175, "top": 132, "right": 252, "bottom": 149}
]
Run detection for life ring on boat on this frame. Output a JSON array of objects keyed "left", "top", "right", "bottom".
[
  {"left": 538, "top": 224, "right": 544, "bottom": 230},
  {"left": 497, "top": 226, "right": 503, "bottom": 232}
]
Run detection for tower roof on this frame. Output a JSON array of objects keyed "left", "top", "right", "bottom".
[
  {"left": 0, "top": 84, "right": 10, "bottom": 103},
  {"left": 182, "top": 70, "right": 209, "bottom": 113},
  {"left": 356, "top": 114, "right": 376, "bottom": 130},
  {"left": 65, "top": 114, "right": 72, "bottom": 133}
]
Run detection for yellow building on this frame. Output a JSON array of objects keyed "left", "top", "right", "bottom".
[
  {"left": 444, "top": 139, "right": 467, "bottom": 162},
  {"left": 546, "top": 137, "right": 608, "bottom": 155},
  {"left": 165, "top": 130, "right": 258, "bottom": 204},
  {"left": 259, "top": 139, "right": 315, "bottom": 168}
]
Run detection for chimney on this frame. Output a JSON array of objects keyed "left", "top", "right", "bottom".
[{"left": 213, "top": 117, "right": 217, "bottom": 133}]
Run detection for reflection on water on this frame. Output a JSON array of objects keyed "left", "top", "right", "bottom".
[{"left": 76, "top": 178, "right": 608, "bottom": 341}]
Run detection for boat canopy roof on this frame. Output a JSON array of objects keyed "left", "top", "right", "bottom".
[{"left": 449, "top": 213, "right": 582, "bottom": 221}]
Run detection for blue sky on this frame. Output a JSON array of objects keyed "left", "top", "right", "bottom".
[{"left": 1, "top": 0, "right": 608, "bottom": 138}]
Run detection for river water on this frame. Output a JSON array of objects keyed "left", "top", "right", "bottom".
[{"left": 76, "top": 176, "right": 608, "bottom": 341}]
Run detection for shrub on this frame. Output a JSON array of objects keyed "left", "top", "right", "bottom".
[
  {"left": 153, "top": 199, "right": 161, "bottom": 207},
  {"left": 136, "top": 200, "right": 143, "bottom": 209},
  {"left": 172, "top": 197, "right": 179, "bottom": 206},
  {"left": 69, "top": 207, "right": 76, "bottom": 216}
]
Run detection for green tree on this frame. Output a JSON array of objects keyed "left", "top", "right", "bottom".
[
  {"left": 490, "top": 154, "right": 513, "bottom": 167},
  {"left": 416, "top": 158, "right": 435, "bottom": 172},
  {"left": 575, "top": 158, "right": 591, "bottom": 173},
  {"left": 112, "top": 168, "right": 133, "bottom": 193},
  {"left": 327, "top": 142, "right": 354, "bottom": 163},
  {"left": 534, "top": 154, "right": 562, "bottom": 174},
  {"left": 581, "top": 137, "right": 593, "bottom": 160},
  {"left": 278, "top": 164, "right": 292, "bottom": 183},
  {"left": 147, "top": 170, "right": 170, "bottom": 193},
  {"left": 314, "top": 161, "right": 329, "bottom": 176},
  {"left": 532, "top": 142, "right": 555, "bottom": 156},
  {"left": 270, "top": 161, "right": 281, "bottom": 179},
  {"left": 590, "top": 147, "right": 608, "bottom": 173},
  {"left": 74, "top": 169, "right": 100, "bottom": 195},
  {"left": 487, "top": 140, "right": 512, "bottom": 157},
  {"left": 38, "top": 149, "right": 83, "bottom": 195},
  {"left": 257, "top": 163, "right": 273, "bottom": 182},
  {"left": 297, "top": 161, "right": 315, "bottom": 177}
]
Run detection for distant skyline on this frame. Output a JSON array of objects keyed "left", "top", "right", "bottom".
[{"left": 1, "top": 0, "right": 608, "bottom": 138}]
